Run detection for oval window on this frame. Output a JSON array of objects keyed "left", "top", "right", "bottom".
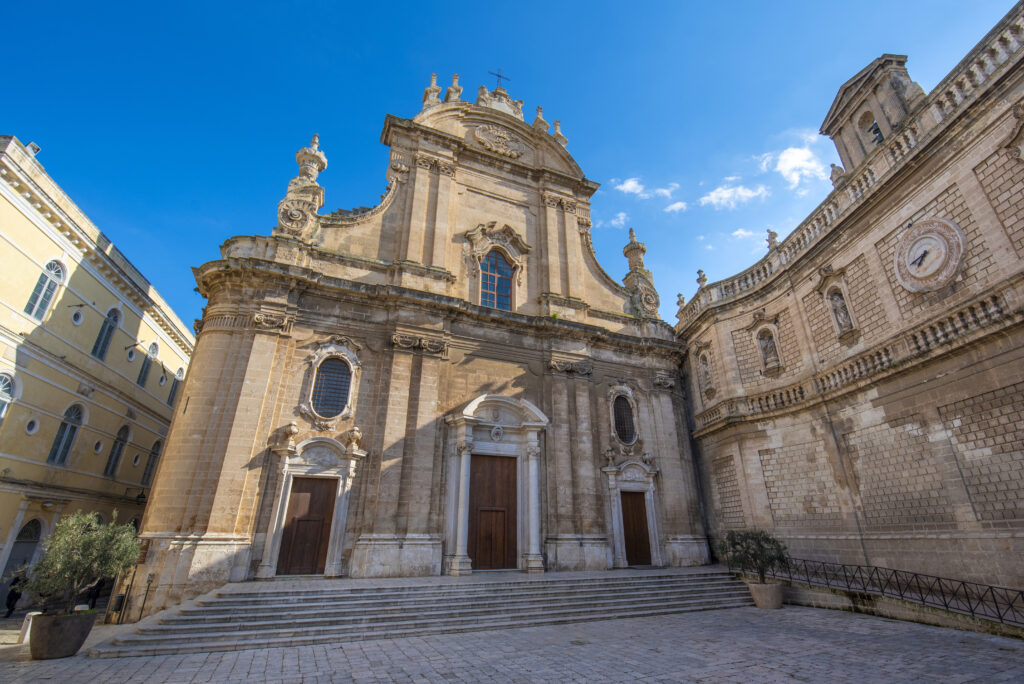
[
  {"left": 310, "top": 358, "right": 352, "bottom": 418},
  {"left": 613, "top": 395, "right": 636, "bottom": 444}
]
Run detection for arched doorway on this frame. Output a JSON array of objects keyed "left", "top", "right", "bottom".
[
  {"left": 2, "top": 519, "right": 41, "bottom": 578},
  {"left": 445, "top": 395, "right": 548, "bottom": 575}
]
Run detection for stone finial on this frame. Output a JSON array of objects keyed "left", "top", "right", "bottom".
[
  {"left": 444, "top": 73, "right": 462, "bottom": 103},
  {"left": 422, "top": 73, "right": 442, "bottom": 110},
  {"left": 296, "top": 134, "right": 328, "bottom": 181},
  {"left": 697, "top": 269, "right": 707, "bottom": 288},
  {"left": 766, "top": 229, "right": 779, "bottom": 250},
  {"left": 677, "top": 293, "right": 685, "bottom": 308},
  {"left": 532, "top": 106, "right": 549, "bottom": 133},
  {"left": 829, "top": 163, "right": 846, "bottom": 188},
  {"left": 553, "top": 120, "right": 568, "bottom": 147},
  {"left": 623, "top": 228, "right": 647, "bottom": 271}
]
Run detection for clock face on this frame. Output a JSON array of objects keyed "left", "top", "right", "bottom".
[{"left": 894, "top": 219, "right": 966, "bottom": 293}]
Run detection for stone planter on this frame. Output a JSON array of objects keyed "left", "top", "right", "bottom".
[
  {"left": 747, "top": 581, "right": 783, "bottom": 609},
  {"left": 29, "top": 612, "right": 95, "bottom": 659}
]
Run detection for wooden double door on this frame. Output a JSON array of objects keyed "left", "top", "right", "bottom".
[
  {"left": 621, "top": 491, "right": 652, "bottom": 566},
  {"left": 467, "top": 454, "right": 518, "bottom": 570},
  {"left": 277, "top": 477, "right": 336, "bottom": 575}
]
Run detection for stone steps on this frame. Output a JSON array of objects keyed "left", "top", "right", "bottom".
[{"left": 90, "top": 570, "right": 752, "bottom": 658}]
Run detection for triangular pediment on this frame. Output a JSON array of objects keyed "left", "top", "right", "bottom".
[{"left": 820, "top": 54, "right": 908, "bottom": 135}]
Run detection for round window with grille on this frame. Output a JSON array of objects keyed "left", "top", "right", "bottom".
[
  {"left": 613, "top": 395, "right": 636, "bottom": 444},
  {"left": 310, "top": 358, "right": 352, "bottom": 418}
]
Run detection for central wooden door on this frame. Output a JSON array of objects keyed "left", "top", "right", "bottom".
[
  {"left": 277, "top": 476, "right": 336, "bottom": 575},
  {"left": 621, "top": 491, "right": 652, "bottom": 566},
  {"left": 467, "top": 454, "right": 517, "bottom": 569}
]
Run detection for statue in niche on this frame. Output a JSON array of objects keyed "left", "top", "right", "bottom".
[
  {"left": 829, "top": 289, "right": 854, "bottom": 334},
  {"left": 757, "top": 329, "right": 780, "bottom": 368},
  {"left": 698, "top": 354, "right": 713, "bottom": 391}
]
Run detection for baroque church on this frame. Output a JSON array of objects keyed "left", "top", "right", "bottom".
[{"left": 134, "top": 4, "right": 1023, "bottom": 618}]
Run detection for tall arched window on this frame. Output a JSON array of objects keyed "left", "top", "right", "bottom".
[
  {"left": 0, "top": 373, "right": 13, "bottom": 426},
  {"left": 142, "top": 439, "right": 161, "bottom": 486},
  {"left": 480, "top": 250, "right": 513, "bottom": 311},
  {"left": 310, "top": 358, "right": 352, "bottom": 418},
  {"left": 104, "top": 425, "right": 130, "bottom": 477},
  {"left": 613, "top": 395, "right": 636, "bottom": 444},
  {"left": 137, "top": 342, "right": 158, "bottom": 387},
  {"left": 48, "top": 404, "right": 83, "bottom": 465},
  {"left": 24, "top": 260, "right": 65, "bottom": 320},
  {"left": 167, "top": 367, "right": 184, "bottom": 406},
  {"left": 91, "top": 309, "right": 120, "bottom": 360}
]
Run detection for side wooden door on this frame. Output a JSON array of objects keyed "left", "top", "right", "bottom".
[
  {"left": 621, "top": 491, "right": 652, "bottom": 566},
  {"left": 277, "top": 477, "right": 336, "bottom": 575},
  {"left": 467, "top": 454, "right": 517, "bottom": 569}
]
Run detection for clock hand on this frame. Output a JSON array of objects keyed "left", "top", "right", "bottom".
[{"left": 910, "top": 249, "right": 929, "bottom": 268}]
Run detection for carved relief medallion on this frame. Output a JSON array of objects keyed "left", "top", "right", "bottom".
[
  {"left": 474, "top": 125, "right": 526, "bottom": 159},
  {"left": 894, "top": 218, "right": 966, "bottom": 292}
]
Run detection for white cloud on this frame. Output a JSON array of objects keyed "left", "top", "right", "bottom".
[
  {"left": 775, "top": 146, "right": 827, "bottom": 188},
  {"left": 696, "top": 235, "right": 705, "bottom": 241},
  {"left": 664, "top": 201, "right": 688, "bottom": 213},
  {"left": 723, "top": 175, "right": 741, "bottom": 182},
  {"left": 731, "top": 228, "right": 756, "bottom": 239},
  {"left": 610, "top": 211, "right": 629, "bottom": 228},
  {"left": 705, "top": 244, "right": 714, "bottom": 250},
  {"left": 614, "top": 177, "right": 678, "bottom": 199},
  {"left": 699, "top": 184, "right": 769, "bottom": 210},
  {"left": 756, "top": 153, "right": 774, "bottom": 173}
]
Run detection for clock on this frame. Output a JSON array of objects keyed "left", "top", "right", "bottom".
[{"left": 893, "top": 218, "right": 966, "bottom": 293}]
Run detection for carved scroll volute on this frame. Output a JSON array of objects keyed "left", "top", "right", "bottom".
[{"left": 274, "top": 135, "right": 328, "bottom": 240}]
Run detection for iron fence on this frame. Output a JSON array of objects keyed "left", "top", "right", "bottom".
[{"left": 737, "top": 557, "right": 1024, "bottom": 628}]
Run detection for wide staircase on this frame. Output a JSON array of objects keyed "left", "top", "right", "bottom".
[{"left": 90, "top": 568, "right": 751, "bottom": 657}]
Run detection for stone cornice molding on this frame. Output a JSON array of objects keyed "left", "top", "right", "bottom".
[{"left": 692, "top": 280, "right": 1024, "bottom": 437}]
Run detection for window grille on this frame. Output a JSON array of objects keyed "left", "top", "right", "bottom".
[
  {"left": 480, "top": 250, "right": 513, "bottom": 311},
  {"left": 0, "top": 373, "right": 12, "bottom": 426},
  {"left": 24, "top": 261, "right": 64, "bottom": 320},
  {"left": 92, "top": 309, "right": 120, "bottom": 360},
  {"left": 613, "top": 395, "right": 636, "bottom": 444},
  {"left": 48, "top": 404, "right": 83, "bottom": 465},
  {"left": 311, "top": 358, "right": 352, "bottom": 418},
  {"left": 142, "top": 440, "right": 161, "bottom": 485},
  {"left": 104, "top": 425, "right": 130, "bottom": 477}
]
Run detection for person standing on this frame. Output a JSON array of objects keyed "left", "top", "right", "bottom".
[{"left": 4, "top": 570, "right": 26, "bottom": 618}]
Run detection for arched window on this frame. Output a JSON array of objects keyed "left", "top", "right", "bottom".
[
  {"left": 0, "top": 373, "right": 13, "bottom": 426},
  {"left": 167, "top": 367, "right": 184, "bottom": 406},
  {"left": 104, "top": 425, "right": 130, "bottom": 477},
  {"left": 310, "top": 358, "right": 352, "bottom": 418},
  {"left": 137, "top": 342, "right": 158, "bottom": 387},
  {"left": 142, "top": 439, "right": 161, "bottom": 486},
  {"left": 480, "top": 250, "right": 513, "bottom": 311},
  {"left": 91, "top": 309, "right": 120, "bottom": 360},
  {"left": 24, "top": 260, "right": 65, "bottom": 320},
  {"left": 613, "top": 395, "right": 636, "bottom": 444},
  {"left": 47, "top": 404, "right": 83, "bottom": 465}
]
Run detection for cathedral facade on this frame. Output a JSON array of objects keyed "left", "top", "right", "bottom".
[
  {"left": 136, "top": 76, "right": 706, "bottom": 613},
  {"left": 133, "top": 6, "right": 1023, "bottom": 618}
]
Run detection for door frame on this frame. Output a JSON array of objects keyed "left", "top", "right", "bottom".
[
  {"left": 444, "top": 395, "right": 548, "bottom": 576},
  {"left": 602, "top": 459, "right": 663, "bottom": 568},
  {"left": 257, "top": 437, "right": 365, "bottom": 578}
]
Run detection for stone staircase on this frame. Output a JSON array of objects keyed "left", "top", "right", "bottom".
[{"left": 90, "top": 568, "right": 751, "bottom": 657}]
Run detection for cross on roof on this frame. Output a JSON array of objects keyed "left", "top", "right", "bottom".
[{"left": 488, "top": 69, "right": 510, "bottom": 90}]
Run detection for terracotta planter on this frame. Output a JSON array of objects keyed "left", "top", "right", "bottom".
[
  {"left": 747, "top": 581, "right": 783, "bottom": 609},
  {"left": 29, "top": 612, "right": 95, "bottom": 659}
]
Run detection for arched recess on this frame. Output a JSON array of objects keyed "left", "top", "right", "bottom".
[
  {"left": 601, "top": 459, "right": 663, "bottom": 568},
  {"left": 1, "top": 518, "right": 42, "bottom": 578},
  {"left": 444, "top": 395, "right": 548, "bottom": 575},
  {"left": 257, "top": 436, "right": 366, "bottom": 579}
]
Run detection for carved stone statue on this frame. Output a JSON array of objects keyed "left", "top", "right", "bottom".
[
  {"left": 343, "top": 426, "right": 363, "bottom": 452},
  {"left": 280, "top": 420, "right": 299, "bottom": 450},
  {"left": 697, "top": 269, "right": 707, "bottom": 288},
  {"left": 758, "top": 330, "right": 780, "bottom": 367},
  {"left": 766, "top": 229, "right": 779, "bottom": 250},
  {"left": 829, "top": 290, "right": 854, "bottom": 334},
  {"left": 698, "top": 354, "right": 713, "bottom": 392}
]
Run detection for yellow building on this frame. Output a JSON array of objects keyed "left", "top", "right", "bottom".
[{"left": 0, "top": 135, "right": 194, "bottom": 581}]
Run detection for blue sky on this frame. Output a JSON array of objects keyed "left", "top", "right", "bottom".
[{"left": 4, "top": 1, "right": 1014, "bottom": 323}]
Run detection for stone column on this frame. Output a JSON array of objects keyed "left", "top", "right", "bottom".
[
  {"left": 541, "top": 193, "right": 563, "bottom": 299},
  {"left": 0, "top": 499, "right": 30, "bottom": 575},
  {"left": 256, "top": 461, "right": 293, "bottom": 579},
  {"left": 449, "top": 440, "right": 473, "bottom": 575},
  {"left": 524, "top": 437, "right": 544, "bottom": 573}
]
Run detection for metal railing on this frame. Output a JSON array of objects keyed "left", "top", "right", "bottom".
[{"left": 755, "top": 557, "right": 1024, "bottom": 628}]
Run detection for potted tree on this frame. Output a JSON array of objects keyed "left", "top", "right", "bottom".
[
  {"left": 718, "top": 529, "right": 789, "bottom": 609},
  {"left": 23, "top": 510, "right": 140, "bottom": 659}
]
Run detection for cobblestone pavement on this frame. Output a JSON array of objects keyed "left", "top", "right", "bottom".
[{"left": 3, "top": 606, "right": 1023, "bottom": 683}]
